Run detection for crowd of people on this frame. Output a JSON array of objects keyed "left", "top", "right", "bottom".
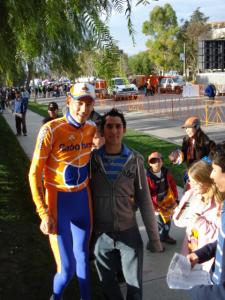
[
  {"left": 5, "top": 81, "right": 223, "bottom": 299},
  {"left": 0, "top": 82, "right": 70, "bottom": 113},
  {"left": 33, "top": 82, "right": 70, "bottom": 98}
]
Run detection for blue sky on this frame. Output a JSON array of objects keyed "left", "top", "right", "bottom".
[{"left": 108, "top": 0, "right": 225, "bottom": 56}]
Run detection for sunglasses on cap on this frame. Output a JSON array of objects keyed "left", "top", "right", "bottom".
[
  {"left": 68, "top": 93, "right": 94, "bottom": 102},
  {"left": 149, "top": 157, "right": 161, "bottom": 164}
]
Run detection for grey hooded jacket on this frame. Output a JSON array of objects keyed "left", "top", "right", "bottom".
[{"left": 90, "top": 147, "right": 162, "bottom": 252}]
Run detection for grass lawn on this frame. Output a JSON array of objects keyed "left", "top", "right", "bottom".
[
  {"left": 28, "top": 101, "right": 50, "bottom": 117},
  {"left": 0, "top": 114, "right": 102, "bottom": 300},
  {"left": 0, "top": 114, "right": 53, "bottom": 299}
]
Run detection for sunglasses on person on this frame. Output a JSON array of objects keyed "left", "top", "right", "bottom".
[{"left": 149, "top": 158, "right": 161, "bottom": 164}]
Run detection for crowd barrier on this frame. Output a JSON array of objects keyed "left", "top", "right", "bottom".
[
  {"left": 34, "top": 92, "right": 225, "bottom": 126},
  {"left": 96, "top": 94, "right": 225, "bottom": 125}
]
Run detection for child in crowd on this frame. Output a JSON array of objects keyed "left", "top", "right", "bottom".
[
  {"left": 146, "top": 152, "right": 178, "bottom": 246},
  {"left": 173, "top": 160, "right": 222, "bottom": 271}
]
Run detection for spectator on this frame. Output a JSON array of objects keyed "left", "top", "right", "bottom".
[
  {"left": 174, "top": 160, "right": 222, "bottom": 271},
  {"left": 145, "top": 79, "right": 154, "bottom": 96},
  {"left": 0, "top": 88, "right": 6, "bottom": 112},
  {"left": 90, "top": 108, "right": 163, "bottom": 300},
  {"left": 21, "top": 87, "right": 29, "bottom": 134},
  {"left": 13, "top": 91, "right": 27, "bottom": 136},
  {"left": 21, "top": 87, "right": 30, "bottom": 105},
  {"left": 147, "top": 151, "right": 178, "bottom": 245},
  {"left": 43, "top": 85, "right": 47, "bottom": 98},
  {"left": 29, "top": 83, "right": 96, "bottom": 300},
  {"left": 169, "top": 116, "right": 215, "bottom": 190},
  {"left": 205, "top": 83, "right": 216, "bottom": 100},
  {"left": 89, "top": 109, "right": 104, "bottom": 149},
  {"left": 42, "top": 101, "right": 59, "bottom": 124},
  {"left": 187, "top": 142, "right": 225, "bottom": 299}
]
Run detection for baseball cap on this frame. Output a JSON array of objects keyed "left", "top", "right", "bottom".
[
  {"left": 148, "top": 152, "right": 162, "bottom": 163},
  {"left": 181, "top": 116, "right": 200, "bottom": 128},
  {"left": 48, "top": 102, "right": 58, "bottom": 111},
  {"left": 68, "top": 83, "right": 96, "bottom": 101}
]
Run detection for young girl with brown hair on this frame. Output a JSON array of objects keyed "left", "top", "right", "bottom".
[{"left": 173, "top": 160, "right": 223, "bottom": 271}]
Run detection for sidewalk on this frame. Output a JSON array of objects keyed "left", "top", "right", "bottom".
[
  {"left": 2, "top": 108, "right": 43, "bottom": 159},
  {"left": 2, "top": 107, "right": 191, "bottom": 300}
]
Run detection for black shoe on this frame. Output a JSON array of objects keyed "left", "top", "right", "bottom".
[
  {"left": 23, "top": 133, "right": 27, "bottom": 136},
  {"left": 161, "top": 236, "right": 177, "bottom": 245},
  {"left": 15, "top": 133, "right": 21, "bottom": 136}
]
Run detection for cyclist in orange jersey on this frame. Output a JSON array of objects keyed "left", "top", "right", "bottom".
[{"left": 29, "top": 82, "right": 96, "bottom": 300}]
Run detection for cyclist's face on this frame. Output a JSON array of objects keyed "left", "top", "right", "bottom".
[{"left": 69, "top": 97, "right": 94, "bottom": 124}]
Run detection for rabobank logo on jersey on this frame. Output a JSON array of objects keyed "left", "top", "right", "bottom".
[{"left": 59, "top": 142, "right": 92, "bottom": 151}]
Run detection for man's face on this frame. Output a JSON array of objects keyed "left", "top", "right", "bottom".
[
  {"left": 103, "top": 116, "right": 125, "bottom": 146},
  {"left": 15, "top": 93, "right": 21, "bottom": 99},
  {"left": 210, "top": 163, "right": 225, "bottom": 193},
  {"left": 48, "top": 109, "right": 58, "bottom": 119},
  {"left": 69, "top": 97, "right": 94, "bottom": 124}
]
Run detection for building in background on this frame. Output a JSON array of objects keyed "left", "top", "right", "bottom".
[{"left": 197, "top": 21, "right": 225, "bottom": 86}]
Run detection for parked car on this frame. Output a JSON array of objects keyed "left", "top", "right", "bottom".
[
  {"left": 159, "top": 76, "right": 185, "bottom": 94},
  {"left": 109, "top": 77, "right": 138, "bottom": 96}
]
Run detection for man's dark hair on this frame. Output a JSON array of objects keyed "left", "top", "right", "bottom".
[
  {"left": 210, "top": 142, "right": 225, "bottom": 172},
  {"left": 89, "top": 109, "right": 102, "bottom": 130},
  {"left": 101, "top": 108, "right": 126, "bottom": 133}
]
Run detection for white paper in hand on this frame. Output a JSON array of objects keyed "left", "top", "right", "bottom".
[{"left": 167, "top": 253, "right": 212, "bottom": 290}]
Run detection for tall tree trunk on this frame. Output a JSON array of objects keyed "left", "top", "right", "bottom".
[{"left": 26, "top": 61, "right": 34, "bottom": 89}]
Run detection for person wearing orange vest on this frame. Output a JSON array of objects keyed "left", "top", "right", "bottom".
[{"left": 29, "top": 83, "right": 96, "bottom": 300}]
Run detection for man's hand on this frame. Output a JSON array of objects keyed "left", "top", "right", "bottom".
[
  {"left": 187, "top": 252, "right": 199, "bottom": 268},
  {"left": 40, "top": 215, "right": 56, "bottom": 235},
  {"left": 14, "top": 112, "right": 22, "bottom": 118},
  {"left": 147, "top": 241, "right": 165, "bottom": 253}
]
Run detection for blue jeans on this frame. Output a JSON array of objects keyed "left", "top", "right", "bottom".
[
  {"left": 94, "top": 226, "right": 143, "bottom": 300},
  {"left": 157, "top": 214, "right": 171, "bottom": 240}
]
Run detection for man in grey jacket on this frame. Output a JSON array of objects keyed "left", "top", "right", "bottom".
[{"left": 90, "top": 108, "right": 163, "bottom": 300}]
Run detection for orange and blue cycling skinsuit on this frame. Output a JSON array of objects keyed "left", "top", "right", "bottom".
[{"left": 29, "top": 110, "right": 96, "bottom": 300}]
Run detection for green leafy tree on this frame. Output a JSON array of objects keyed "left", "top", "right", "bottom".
[
  {"left": 128, "top": 51, "right": 153, "bottom": 75},
  {"left": 75, "top": 46, "right": 130, "bottom": 85},
  {"left": 142, "top": 3, "right": 182, "bottom": 74},
  {"left": 93, "top": 47, "right": 121, "bottom": 83},
  {"left": 0, "top": 0, "right": 152, "bottom": 86},
  {"left": 180, "top": 8, "right": 209, "bottom": 79}
]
